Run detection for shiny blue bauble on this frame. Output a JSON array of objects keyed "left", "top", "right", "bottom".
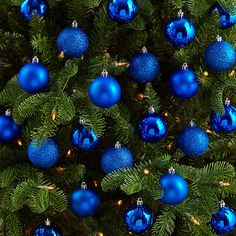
[
  {"left": 18, "top": 62, "right": 49, "bottom": 94},
  {"left": 0, "top": 115, "right": 21, "bottom": 144},
  {"left": 71, "top": 123, "right": 100, "bottom": 151},
  {"left": 20, "top": 0, "right": 47, "bottom": 21},
  {"left": 88, "top": 75, "right": 121, "bottom": 108},
  {"left": 34, "top": 221, "right": 62, "bottom": 236},
  {"left": 129, "top": 51, "right": 160, "bottom": 83},
  {"left": 107, "top": 0, "right": 138, "bottom": 23},
  {"left": 205, "top": 38, "right": 236, "bottom": 71},
  {"left": 178, "top": 124, "right": 209, "bottom": 157},
  {"left": 211, "top": 205, "right": 236, "bottom": 235},
  {"left": 28, "top": 139, "right": 60, "bottom": 168}
]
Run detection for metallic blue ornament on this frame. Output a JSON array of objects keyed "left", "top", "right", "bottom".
[
  {"left": 20, "top": 0, "right": 47, "bottom": 21},
  {"left": 57, "top": 21, "right": 88, "bottom": 58},
  {"left": 70, "top": 182, "right": 101, "bottom": 218},
  {"left": 169, "top": 63, "right": 199, "bottom": 99},
  {"left": 211, "top": 201, "right": 236, "bottom": 235},
  {"left": 28, "top": 139, "right": 60, "bottom": 168},
  {"left": 138, "top": 107, "right": 167, "bottom": 143},
  {"left": 211, "top": 99, "right": 236, "bottom": 134},
  {"left": 165, "top": 10, "right": 196, "bottom": 48},
  {"left": 205, "top": 36, "right": 236, "bottom": 72},
  {"left": 160, "top": 168, "right": 188, "bottom": 205},
  {"left": 107, "top": 0, "right": 138, "bottom": 23},
  {"left": 129, "top": 47, "right": 160, "bottom": 84},
  {"left": 124, "top": 198, "right": 154, "bottom": 234},
  {"left": 178, "top": 122, "right": 209, "bottom": 157},
  {"left": 18, "top": 57, "right": 49, "bottom": 94},
  {"left": 88, "top": 69, "right": 121, "bottom": 108},
  {"left": 101, "top": 142, "right": 133, "bottom": 174},
  {"left": 34, "top": 219, "right": 62, "bottom": 236}
]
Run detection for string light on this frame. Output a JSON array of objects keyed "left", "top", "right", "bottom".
[
  {"left": 17, "top": 139, "right": 23, "bottom": 146},
  {"left": 58, "top": 51, "right": 64, "bottom": 59},
  {"left": 56, "top": 167, "right": 65, "bottom": 174},
  {"left": 115, "top": 61, "right": 129, "bottom": 68},
  {"left": 66, "top": 148, "right": 73, "bottom": 157},
  {"left": 191, "top": 216, "right": 200, "bottom": 225},
  {"left": 229, "top": 70, "right": 235, "bottom": 77},
  {"left": 117, "top": 200, "right": 123, "bottom": 206},
  {"left": 162, "top": 111, "right": 168, "bottom": 118},
  {"left": 219, "top": 181, "right": 230, "bottom": 187},
  {"left": 203, "top": 71, "right": 209, "bottom": 77},
  {"left": 71, "top": 88, "right": 78, "bottom": 94},
  {"left": 51, "top": 110, "right": 57, "bottom": 121},
  {"left": 96, "top": 232, "right": 104, "bottom": 236},
  {"left": 38, "top": 185, "right": 55, "bottom": 190},
  {"left": 135, "top": 93, "right": 145, "bottom": 102},
  {"left": 94, "top": 180, "right": 98, "bottom": 187},
  {"left": 103, "top": 50, "right": 110, "bottom": 61},
  {"left": 166, "top": 142, "right": 173, "bottom": 150},
  {"left": 206, "top": 129, "right": 213, "bottom": 135},
  {"left": 143, "top": 168, "right": 150, "bottom": 175}
]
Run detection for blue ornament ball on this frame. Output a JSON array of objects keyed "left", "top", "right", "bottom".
[
  {"left": 165, "top": 10, "right": 196, "bottom": 48},
  {"left": 88, "top": 70, "right": 121, "bottom": 108},
  {"left": 28, "top": 139, "right": 60, "bottom": 168},
  {"left": 124, "top": 199, "right": 154, "bottom": 234},
  {"left": 205, "top": 36, "right": 236, "bottom": 71},
  {"left": 71, "top": 123, "right": 100, "bottom": 151},
  {"left": 129, "top": 48, "right": 160, "bottom": 83},
  {"left": 34, "top": 219, "right": 62, "bottom": 236},
  {"left": 101, "top": 142, "right": 133, "bottom": 174},
  {"left": 57, "top": 21, "right": 88, "bottom": 58},
  {"left": 178, "top": 123, "right": 209, "bottom": 157},
  {"left": 160, "top": 169, "right": 188, "bottom": 205},
  {"left": 70, "top": 183, "right": 101, "bottom": 218},
  {"left": 20, "top": 0, "right": 47, "bottom": 21},
  {"left": 107, "top": 0, "right": 138, "bottom": 23},
  {"left": 18, "top": 58, "right": 49, "bottom": 94},
  {"left": 169, "top": 64, "right": 199, "bottom": 99}
]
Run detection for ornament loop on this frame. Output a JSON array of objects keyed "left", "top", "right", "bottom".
[
  {"left": 216, "top": 35, "right": 222, "bottom": 42},
  {"left": 182, "top": 63, "right": 188, "bottom": 70},
  {"left": 190, "top": 120, "right": 195, "bottom": 127},
  {"left": 81, "top": 182, "right": 87, "bottom": 190},
  {"left": 168, "top": 167, "right": 175, "bottom": 174},
  {"left": 141, "top": 47, "right": 148, "bottom": 53},
  {"left": 79, "top": 118, "right": 85, "bottom": 124},
  {"left": 32, "top": 56, "right": 39, "bottom": 63},
  {"left": 148, "top": 106, "right": 155, "bottom": 113},
  {"left": 72, "top": 20, "right": 78, "bottom": 28},
  {"left": 45, "top": 218, "right": 51, "bottom": 226},
  {"left": 219, "top": 200, "right": 226, "bottom": 208},
  {"left": 137, "top": 197, "right": 143, "bottom": 206},
  {"left": 225, "top": 98, "right": 231, "bottom": 106},
  {"left": 101, "top": 69, "right": 109, "bottom": 77},
  {"left": 5, "top": 109, "right": 11, "bottom": 116},
  {"left": 177, "top": 9, "right": 184, "bottom": 18},
  {"left": 115, "top": 141, "right": 121, "bottom": 149}
]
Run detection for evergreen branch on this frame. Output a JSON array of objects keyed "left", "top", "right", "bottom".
[
  {"left": 49, "top": 188, "right": 68, "bottom": 212},
  {"left": 5, "top": 212, "right": 23, "bottom": 236},
  {"left": 28, "top": 189, "right": 49, "bottom": 213},
  {"left": 0, "top": 167, "right": 17, "bottom": 188},
  {"left": 144, "top": 83, "right": 161, "bottom": 112}
]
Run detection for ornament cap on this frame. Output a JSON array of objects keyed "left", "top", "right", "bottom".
[
  {"left": 81, "top": 182, "right": 87, "bottom": 190},
  {"left": 115, "top": 141, "right": 121, "bottom": 149},
  {"left": 45, "top": 218, "right": 51, "bottom": 226},
  {"left": 182, "top": 63, "right": 188, "bottom": 70},
  {"left": 5, "top": 109, "right": 11, "bottom": 116},
  {"left": 148, "top": 106, "right": 155, "bottom": 113},
  {"left": 32, "top": 56, "right": 39, "bottom": 63},
  {"left": 190, "top": 120, "right": 195, "bottom": 127},
  {"left": 177, "top": 9, "right": 184, "bottom": 18},
  {"left": 137, "top": 197, "right": 143, "bottom": 206},
  {"left": 225, "top": 98, "right": 231, "bottom": 106},
  {"left": 72, "top": 20, "right": 78, "bottom": 28},
  {"left": 101, "top": 69, "right": 109, "bottom": 77},
  {"left": 168, "top": 167, "right": 176, "bottom": 174},
  {"left": 79, "top": 118, "right": 85, "bottom": 124},
  {"left": 141, "top": 47, "right": 148, "bottom": 53},
  {"left": 219, "top": 200, "right": 226, "bottom": 208},
  {"left": 216, "top": 35, "right": 222, "bottom": 42}
]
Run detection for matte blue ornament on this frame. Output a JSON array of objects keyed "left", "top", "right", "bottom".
[
  {"left": 211, "top": 201, "right": 236, "bottom": 235},
  {"left": 88, "top": 69, "right": 121, "bottom": 108},
  {"left": 28, "top": 139, "right": 60, "bottom": 168},
  {"left": 169, "top": 63, "right": 199, "bottom": 99},
  {"left": 107, "top": 0, "right": 138, "bottom": 23},
  {"left": 205, "top": 35, "right": 236, "bottom": 72},
  {"left": 211, "top": 99, "right": 236, "bottom": 134},
  {"left": 165, "top": 10, "right": 196, "bottom": 48},
  {"left": 160, "top": 167, "right": 188, "bottom": 205},
  {"left": 57, "top": 21, "right": 88, "bottom": 58},
  {"left": 178, "top": 122, "right": 209, "bottom": 157},
  {"left": 18, "top": 56, "right": 49, "bottom": 94},
  {"left": 124, "top": 198, "right": 154, "bottom": 234},
  {"left": 0, "top": 110, "right": 21, "bottom": 144},
  {"left": 34, "top": 219, "right": 62, "bottom": 236},
  {"left": 70, "top": 182, "right": 101, "bottom": 218},
  {"left": 129, "top": 47, "right": 160, "bottom": 84},
  {"left": 101, "top": 142, "right": 133, "bottom": 174},
  {"left": 20, "top": 0, "right": 47, "bottom": 21},
  {"left": 138, "top": 107, "right": 167, "bottom": 143}
]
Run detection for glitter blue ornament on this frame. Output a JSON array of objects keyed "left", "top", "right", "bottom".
[
  {"left": 88, "top": 69, "right": 121, "bottom": 108},
  {"left": 34, "top": 219, "right": 62, "bottom": 236},
  {"left": 28, "top": 139, "right": 60, "bottom": 168},
  {"left": 211, "top": 200, "right": 236, "bottom": 235},
  {"left": 20, "top": 0, "right": 47, "bottom": 21},
  {"left": 101, "top": 142, "right": 133, "bottom": 174},
  {"left": 107, "top": 0, "right": 138, "bottom": 23},
  {"left": 205, "top": 35, "right": 236, "bottom": 72},
  {"left": 124, "top": 198, "right": 154, "bottom": 234},
  {"left": 57, "top": 21, "right": 88, "bottom": 58},
  {"left": 165, "top": 10, "right": 196, "bottom": 48},
  {"left": 129, "top": 47, "right": 160, "bottom": 84},
  {"left": 178, "top": 122, "right": 209, "bottom": 157},
  {"left": 138, "top": 107, "right": 167, "bottom": 143},
  {"left": 160, "top": 167, "right": 188, "bottom": 205},
  {"left": 70, "top": 182, "right": 101, "bottom": 218},
  {"left": 18, "top": 56, "right": 49, "bottom": 94}
]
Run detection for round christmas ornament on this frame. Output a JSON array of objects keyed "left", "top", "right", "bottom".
[
  {"left": 88, "top": 69, "right": 121, "bottom": 108},
  {"left": 169, "top": 63, "right": 199, "bottom": 99},
  {"left": 211, "top": 98, "right": 236, "bottom": 134},
  {"left": 71, "top": 119, "right": 100, "bottom": 151},
  {"left": 107, "top": 0, "right": 138, "bottom": 23},
  {"left": 20, "top": 0, "right": 47, "bottom": 21},
  {"left": 124, "top": 198, "right": 154, "bottom": 234},
  {"left": 101, "top": 141, "right": 133, "bottom": 174},
  {"left": 165, "top": 10, "right": 196, "bottom": 48},
  {"left": 70, "top": 182, "right": 101, "bottom": 218},
  {"left": 0, "top": 109, "right": 21, "bottom": 144},
  {"left": 160, "top": 167, "right": 188, "bottom": 205},
  {"left": 57, "top": 20, "right": 89, "bottom": 58},
  {"left": 18, "top": 56, "right": 50, "bottom": 94},
  {"left": 138, "top": 107, "right": 167, "bottom": 143},
  {"left": 28, "top": 138, "right": 60, "bottom": 168},
  {"left": 129, "top": 47, "right": 160, "bottom": 83},
  {"left": 205, "top": 35, "right": 236, "bottom": 72},
  {"left": 211, "top": 200, "right": 236, "bottom": 235},
  {"left": 34, "top": 219, "right": 62, "bottom": 236}
]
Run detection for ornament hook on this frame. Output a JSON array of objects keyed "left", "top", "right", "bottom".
[
  {"left": 115, "top": 141, "right": 121, "bottom": 149},
  {"left": 137, "top": 197, "right": 143, "bottom": 206},
  {"left": 32, "top": 56, "right": 39, "bottom": 63},
  {"left": 5, "top": 109, "right": 11, "bottom": 116},
  {"left": 225, "top": 98, "right": 231, "bottom": 106},
  {"left": 79, "top": 118, "right": 85, "bottom": 124},
  {"left": 168, "top": 167, "right": 175, "bottom": 174},
  {"left": 190, "top": 120, "right": 195, "bottom": 127},
  {"left": 182, "top": 63, "right": 188, "bottom": 70},
  {"left": 148, "top": 106, "right": 155, "bottom": 113},
  {"left": 219, "top": 200, "right": 226, "bottom": 208},
  {"left": 101, "top": 69, "right": 109, "bottom": 77},
  {"left": 141, "top": 47, "right": 148, "bottom": 53},
  {"left": 216, "top": 35, "right": 222, "bottom": 42},
  {"left": 45, "top": 218, "right": 51, "bottom": 226},
  {"left": 72, "top": 20, "right": 78, "bottom": 28},
  {"left": 178, "top": 9, "right": 184, "bottom": 18},
  {"left": 81, "top": 182, "right": 87, "bottom": 190}
]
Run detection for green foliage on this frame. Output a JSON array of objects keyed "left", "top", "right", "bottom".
[{"left": 5, "top": 212, "right": 23, "bottom": 236}]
